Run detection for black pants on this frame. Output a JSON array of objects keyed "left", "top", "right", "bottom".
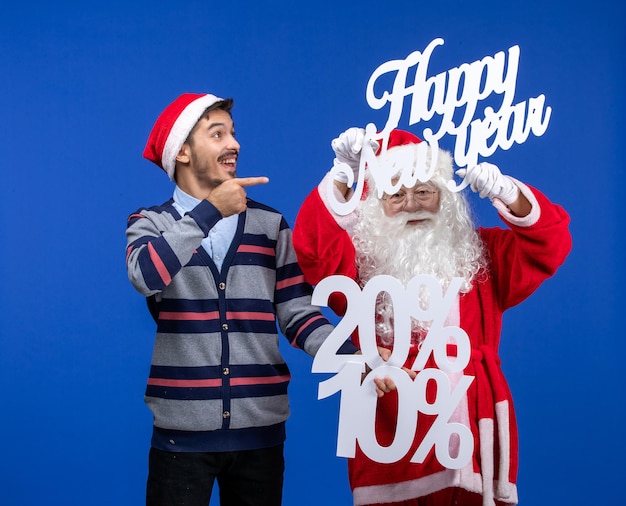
[{"left": 146, "top": 444, "right": 284, "bottom": 506}]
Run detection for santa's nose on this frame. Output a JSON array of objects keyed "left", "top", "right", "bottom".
[{"left": 403, "top": 194, "right": 423, "bottom": 211}]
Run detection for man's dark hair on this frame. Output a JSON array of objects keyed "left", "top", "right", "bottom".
[{"left": 186, "top": 98, "right": 234, "bottom": 145}]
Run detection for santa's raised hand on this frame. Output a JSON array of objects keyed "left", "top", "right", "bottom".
[
  {"left": 456, "top": 162, "right": 519, "bottom": 204},
  {"left": 331, "top": 127, "right": 379, "bottom": 184}
]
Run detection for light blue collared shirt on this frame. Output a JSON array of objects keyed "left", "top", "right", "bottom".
[{"left": 172, "top": 186, "right": 238, "bottom": 272}]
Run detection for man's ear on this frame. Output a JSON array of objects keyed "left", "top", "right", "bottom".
[{"left": 176, "top": 143, "right": 191, "bottom": 165}]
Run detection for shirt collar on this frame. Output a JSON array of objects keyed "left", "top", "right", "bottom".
[{"left": 173, "top": 186, "right": 201, "bottom": 214}]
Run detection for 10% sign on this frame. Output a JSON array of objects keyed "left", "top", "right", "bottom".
[{"left": 311, "top": 274, "right": 475, "bottom": 469}]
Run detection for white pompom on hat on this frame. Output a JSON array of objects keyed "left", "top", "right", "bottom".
[{"left": 143, "top": 93, "right": 224, "bottom": 180}]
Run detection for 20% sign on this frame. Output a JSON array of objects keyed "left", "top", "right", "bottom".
[{"left": 311, "top": 274, "right": 475, "bottom": 469}]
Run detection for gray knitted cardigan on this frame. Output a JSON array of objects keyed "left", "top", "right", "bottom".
[{"left": 126, "top": 197, "right": 351, "bottom": 452}]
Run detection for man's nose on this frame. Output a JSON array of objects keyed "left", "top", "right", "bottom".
[{"left": 229, "top": 135, "right": 241, "bottom": 151}]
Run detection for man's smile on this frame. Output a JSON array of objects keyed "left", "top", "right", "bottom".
[{"left": 218, "top": 150, "right": 238, "bottom": 168}]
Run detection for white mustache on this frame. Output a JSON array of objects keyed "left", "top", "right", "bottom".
[{"left": 393, "top": 211, "right": 437, "bottom": 226}]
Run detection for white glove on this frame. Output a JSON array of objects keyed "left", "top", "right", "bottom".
[
  {"left": 456, "top": 162, "right": 519, "bottom": 205},
  {"left": 331, "top": 127, "right": 378, "bottom": 183}
]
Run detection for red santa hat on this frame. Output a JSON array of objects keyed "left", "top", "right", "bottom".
[
  {"left": 143, "top": 93, "right": 224, "bottom": 180},
  {"left": 376, "top": 129, "right": 422, "bottom": 154}
]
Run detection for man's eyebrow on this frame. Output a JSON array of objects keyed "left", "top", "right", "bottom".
[{"left": 207, "top": 120, "right": 235, "bottom": 130}]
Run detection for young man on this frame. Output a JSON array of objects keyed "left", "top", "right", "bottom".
[
  {"left": 125, "top": 93, "right": 360, "bottom": 506},
  {"left": 292, "top": 128, "right": 572, "bottom": 506}
]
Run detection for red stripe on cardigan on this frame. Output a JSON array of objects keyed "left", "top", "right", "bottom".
[
  {"left": 291, "top": 314, "right": 326, "bottom": 346},
  {"left": 227, "top": 311, "right": 275, "bottom": 321},
  {"left": 276, "top": 275, "right": 305, "bottom": 290},
  {"left": 237, "top": 245, "right": 275, "bottom": 255},
  {"left": 159, "top": 311, "right": 220, "bottom": 320},
  {"left": 148, "top": 242, "right": 172, "bottom": 285}
]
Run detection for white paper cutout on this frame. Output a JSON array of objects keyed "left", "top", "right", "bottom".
[
  {"left": 313, "top": 274, "right": 474, "bottom": 468},
  {"left": 326, "top": 37, "right": 551, "bottom": 216}
]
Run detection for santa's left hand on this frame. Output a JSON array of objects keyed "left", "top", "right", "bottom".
[
  {"left": 373, "top": 376, "right": 396, "bottom": 397},
  {"left": 456, "top": 162, "right": 520, "bottom": 205}
]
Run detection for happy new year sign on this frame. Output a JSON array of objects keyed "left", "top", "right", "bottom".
[{"left": 327, "top": 37, "right": 552, "bottom": 216}]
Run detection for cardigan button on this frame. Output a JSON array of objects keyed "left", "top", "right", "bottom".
[
  {"left": 223, "top": 367, "right": 230, "bottom": 375},
  {"left": 219, "top": 282, "right": 226, "bottom": 290},
  {"left": 223, "top": 411, "right": 230, "bottom": 419},
  {"left": 222, "top": 323, "right": 229, "bottom": 331}
]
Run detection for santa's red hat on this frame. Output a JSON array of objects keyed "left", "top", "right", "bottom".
[
  {"left": 376, "top": 129, "right": 422, "bottom": 155},
  {"left": 143, "top": 93, "right": 224, "bottom": 180}
]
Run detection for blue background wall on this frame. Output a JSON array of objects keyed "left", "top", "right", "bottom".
[{"left": 1, "top": 1, "right": 623, "bottom": 504}]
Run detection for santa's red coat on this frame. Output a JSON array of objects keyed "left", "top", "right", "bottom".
[{"left": 292, "top": 176, "right": 571, "bottom": 506}]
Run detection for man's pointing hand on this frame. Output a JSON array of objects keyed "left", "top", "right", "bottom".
[{"left": 208, "top": 177, "right": 270, "bottom": 217}]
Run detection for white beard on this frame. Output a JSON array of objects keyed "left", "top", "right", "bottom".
[{"left": 351, "top": 186, "right": 486, "bottom": 345}]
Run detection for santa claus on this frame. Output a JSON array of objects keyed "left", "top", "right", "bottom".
[{"left": 292, "top": 128, "right": 571, "bottom": 506}]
